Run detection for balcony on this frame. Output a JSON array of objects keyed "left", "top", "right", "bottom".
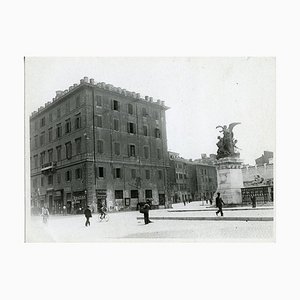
[{"left": 41, "top": 162, "right": 57, "bottom": 174}]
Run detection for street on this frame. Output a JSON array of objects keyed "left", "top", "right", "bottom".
[{"left": 26, "top": 202, "right": 274, "bottom": 242}]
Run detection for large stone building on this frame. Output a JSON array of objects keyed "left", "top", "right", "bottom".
[
  {"left": 168, "top": 152, "right": 217, "bottom": 203},
  {"left": 30, "top": 77, "right": 170, "bottom": 214}
]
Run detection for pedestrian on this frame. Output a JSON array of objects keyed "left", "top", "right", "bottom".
[
  {"left": 215, "top": 192, "right": 225, "bottom": 217},
  {"left": 183, "top": 198, "right": 186, "bottom": 206},
  {"left": 41, "top": 206, "right": 49, "bottom": 224},
  {"left": 251, "top": 195, "right": 256, "bottom": 208},
  {"left": 84, "top": 205, "right": 92, "bottom": 227},
  {"left": 142, "top": 200, "right": 152, "bottom": 225}
]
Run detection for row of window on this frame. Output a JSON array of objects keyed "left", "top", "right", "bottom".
[
  {"left": 33, "top": 116, "right": 162, "bottom": 150},
  {"left": 32, "top": 167, "right": 83, "bottom": 187},
  {"left": 32, "top": 168, "right": 164, "bottom": 187},
  {"left": 33, "top": 113, "right": 81, "bottom": 148},
  {"left": 97, "top": 167, "right": 163, "bottom": 180},
  {"left": 33, "top": 138, "right": 82, "bottom": 167},
  {"left": 95, "top": 116, "right": 161, "bottom": 137},
  {"left": 114, "top": 189, "right": 153, "bottom": 199},
  {"left": 200, "top": 176, "right": 214, "bottom": 183},
  {"left": 98, "top": 97, "right": 160, "bottom": 120},
  {"left": 34, "top": 95, "right": 161, "bottom": 131},
  {"left": 176, "top": 173, "right": 188, "bottom": 180},
  {"left": 177, "top": 184, "right": 189, "bottom": 191},
  {"left": 35, "top": 96, "right": 81, "bottom": 130},
  {"left": 32, "top": 139, "right": 162, "bottom": 168},
  {"left": 96, "top": 142, "right": 162, "bottom": 159}
]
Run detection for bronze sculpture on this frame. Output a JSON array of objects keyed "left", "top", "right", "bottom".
[{"left": 216, "top": 122, "right": 241, "bottom": 159}]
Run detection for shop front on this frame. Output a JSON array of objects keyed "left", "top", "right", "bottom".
[
  {"left": 73, "top": 191, "right": 87, "bottom": 214},
  {"left": 53, "top": 190, "right": 63, "bottom": 214},
  {"left": 241, "top": 185, "right": 274, "bottom": 204},
  {"left": 46, "top": 189, "right": 54, "bottom": 213},
  {"left": 96, "top": 189, "right": 107, "bottom": 212}
]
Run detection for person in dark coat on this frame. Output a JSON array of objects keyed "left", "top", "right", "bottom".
[
  {"left": 143, "top": 200, "right": 152, "bottom": 225},
  {"left": 215, "top": 192, "right": 225, "bottom": 217},
  {"left": 84, "top": 205, "right": 92, "bottom": 226},
  {"left": 251, "top": 195, "right": 256, "bottom": 208}
]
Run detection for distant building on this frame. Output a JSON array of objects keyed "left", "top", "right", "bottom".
[
  {"left": 255, "top": 151, "right": 273, "bottom": 166},
  {"left": 241, "top": 151, "right": 274, "bottom": 203},
  {"left": 167, "top": 152, "right": 217, "bottom": 203},
  {"left": 194, "top": 153, "right": 217, "bottom": 165},
  {"left": 30, "top": 77, "right": 170, "bottom": 214}
]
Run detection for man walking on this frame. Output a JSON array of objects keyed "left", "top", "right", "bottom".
[
  {"left": 215, "top": 192, "right": 225, "bottom": 217},
  {"left": 143, "top": 200, "right": 152, "bottom": 225},
  {"left": 84, "top": 205, "right": 92, "bottom": 226}
]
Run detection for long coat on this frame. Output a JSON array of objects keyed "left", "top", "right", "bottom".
[
  {"left": 84, "top": 208, "right": 92, "bottom": 218},
  {"left": 216, "top": 196, "right": 225, "bottom": 208}
]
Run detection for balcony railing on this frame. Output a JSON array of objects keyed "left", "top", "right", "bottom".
[{"left": 41, "top": 162, "right": 57, "bottom": 173}]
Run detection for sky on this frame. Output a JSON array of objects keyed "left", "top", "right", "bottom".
[{"left": 25, "top": 57, "right": 275, "bottom": 165}]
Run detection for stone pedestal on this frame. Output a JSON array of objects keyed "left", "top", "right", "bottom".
[{"left": 214, "top": 157, "right": 244, "bottom": 204}]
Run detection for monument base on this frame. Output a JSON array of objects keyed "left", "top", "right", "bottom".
[{"left": 214, "top": 157, "right": 244, "bottom": 204}]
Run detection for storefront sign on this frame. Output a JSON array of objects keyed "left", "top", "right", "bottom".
[
  {"left": 96, "top": 189, "right": 107, "bottom": 198},
  {"left": 73, "top": 191, "right": 86, "bottom": 201},
  {"left": 73, "top": 195, "right": 86, "bottom": 201}
]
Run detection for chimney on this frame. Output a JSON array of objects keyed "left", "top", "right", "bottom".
[
  {"left": 90, "top": 78, "right": 95, "bottom": 84},
  {"left": 156, "top": 99, "right": 161, "bottom": 105},
  {"left": 64, "top": 89, "right": 68, "bottom": 94},
  {"left": 145, "top": 96, "right": 149, "bottom": 101},
  {"left": 84, "top": 76, "right": 89, "bottom": 83},
  {"left": 73, "top": 83, "right": 78, "bottom": 88},
  {"left": 161, "top": 100, "right": 165, "bottom": 106},
  {"left": 69, "top": 86, "right": 73, "bottom": 91},
  {"left": 149, "top": 97, "right": 153, "bottom": 103},
  {"left": 136, "top": 93, "right": 140, "bottom": 99},
  {"left": 80, "top": 79, "right": 84, "bottom": 84}
]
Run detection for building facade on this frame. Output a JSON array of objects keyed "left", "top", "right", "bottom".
[
  {"left": 167, "top": 152, "right": 217, "bottom": 203},
  {"left": 30, "top": 77, "right": 170, "bottom": 214},
  {"left": 241, "top": 151, "right": 274, "bottom": 204}
]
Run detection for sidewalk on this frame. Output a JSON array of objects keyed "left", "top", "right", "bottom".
[{"left": 137, "top": 216, "right": 273, "bottom": 222}]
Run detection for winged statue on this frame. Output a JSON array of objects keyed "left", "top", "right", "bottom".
[{"left": 216, "top": 122, "right": 241, "bottom": 159}]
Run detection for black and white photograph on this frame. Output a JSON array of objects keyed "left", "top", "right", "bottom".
[
  {"left": 25, "top": 57, "right": 275, "bottom": 242},
  {"left": 3, "top": 2, "right": 299, "bottom": 300}
]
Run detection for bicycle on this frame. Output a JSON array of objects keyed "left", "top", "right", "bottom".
[{"left": 98, "top": 212, "right": 109, "bottom": 222}]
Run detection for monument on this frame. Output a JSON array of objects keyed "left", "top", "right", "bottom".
[{"left": 214, "top": 123, "right": 244, "bottom": 204}]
